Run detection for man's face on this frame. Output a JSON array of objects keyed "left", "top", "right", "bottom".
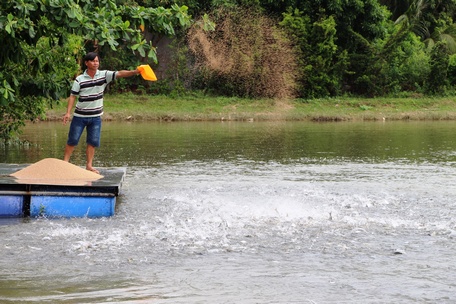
[{"left": 85, "top": 56, "right": 99, "bottom": 70}]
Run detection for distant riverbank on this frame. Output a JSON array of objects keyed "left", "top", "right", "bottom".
[{"left": 45, "top": 93, "right": 456, "bottom": 122}]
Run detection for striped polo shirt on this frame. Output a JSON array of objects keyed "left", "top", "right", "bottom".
[{"left": 70, "top": 70, "right": 117, "bottom": 117}]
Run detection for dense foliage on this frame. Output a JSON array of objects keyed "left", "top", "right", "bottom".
[
  {"left": 3, "top": 0, "right": 456, "bottom": 142},
  {"left": 183, "top": 0, "right": 456, "bottom": 98}
]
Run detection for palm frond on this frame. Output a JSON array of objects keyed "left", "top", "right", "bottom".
[
  {"left": 442, "top": 24, "right": 456, "bottom": 37},
  {"left": 413, "top": 0, "right": 428, "bottom": 20},
  {"left": 395, "top": 14, "right": 409, "bottom": 26},
  {"left": 440, "top": 33, "right": 456, "bottom": 54},
  {"left": 413, "top": 20, "right": 430, "bottom": 39},
  {"left": 423, "top": 37, "right": 435, "bottom": 52}
]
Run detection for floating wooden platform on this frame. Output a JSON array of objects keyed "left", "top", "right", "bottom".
[{"left": 0, "top": 164, "right": 126, "bottom": 218}]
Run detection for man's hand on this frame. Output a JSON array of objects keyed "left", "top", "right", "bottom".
[
  {"left": 63, "top": 95, "right": 76, "bottom": 125},
  {"left": 63, "top": 113, "right": 71, "bottom": 125}
]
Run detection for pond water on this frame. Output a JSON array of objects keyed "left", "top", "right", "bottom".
[{"left": 1, "top": 120, "right": 456, "bottom": 303}]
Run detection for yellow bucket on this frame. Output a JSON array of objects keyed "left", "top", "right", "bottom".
[{"left": 137, "top": 64, "right": 157, "bottom": 81}]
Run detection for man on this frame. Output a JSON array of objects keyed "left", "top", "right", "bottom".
[{"left": 63, "top": 52, "right": 140, "bottom": 174}]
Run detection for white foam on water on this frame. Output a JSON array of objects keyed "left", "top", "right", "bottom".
[{"left": 2, "top": 160, "right": 456, "bottom": 303}]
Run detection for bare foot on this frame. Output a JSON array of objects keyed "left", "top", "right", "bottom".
[{"left": 87, "top": 167, "right": 100, "bottom": 174}]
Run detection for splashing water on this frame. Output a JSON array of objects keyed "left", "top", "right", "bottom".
[{"left": 2, "top": 159, "right": 455, "bottom": 303}]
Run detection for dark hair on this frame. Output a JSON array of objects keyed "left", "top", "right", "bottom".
[{"left": 84, "top": 52, "right": 99, "bottom": 61}]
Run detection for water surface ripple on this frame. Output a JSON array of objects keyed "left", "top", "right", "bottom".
[{"left": 1, "top": 121, "right": 456, "bottom": 303}]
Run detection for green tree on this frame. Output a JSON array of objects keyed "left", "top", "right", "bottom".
[
  {"left": 382, "top": 0, "right": 456, "bottom": 54},
  {"left": 280, "top": 10, "right": 347, "bottom": 98},
  {"left": 379, "top": 0, "right": 456, "bottom": 94},
  {"left": 276, "top": 0, "right": 390, "bottom": 97},
  {"left": 426, "top": 41, "right": 450, "bottom": 94},
  {"left": 376, "top": 30, "right": 430, "bottom": 95}
]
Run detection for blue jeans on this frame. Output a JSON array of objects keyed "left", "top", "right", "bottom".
[{"left": 67, "top": 116, "right": 102, "bottom": 147}]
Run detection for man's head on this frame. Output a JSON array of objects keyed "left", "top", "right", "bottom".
[
  {"left": 84, "top": 52, "right": 99, "bottom": 61},
  {"left": 84, "top": 52, "right": 100, "bottom": 71}
]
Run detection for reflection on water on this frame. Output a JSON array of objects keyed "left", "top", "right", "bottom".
[
  {"left": 3, "top": 120, "right": 456, "bottom": 165},
  {"left": 1, "top": 121, "right": 456, "bottom": 303}
]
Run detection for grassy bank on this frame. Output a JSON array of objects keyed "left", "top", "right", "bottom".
[{"left": 45, "top": 93, "right": 456, "bottom": 122}]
